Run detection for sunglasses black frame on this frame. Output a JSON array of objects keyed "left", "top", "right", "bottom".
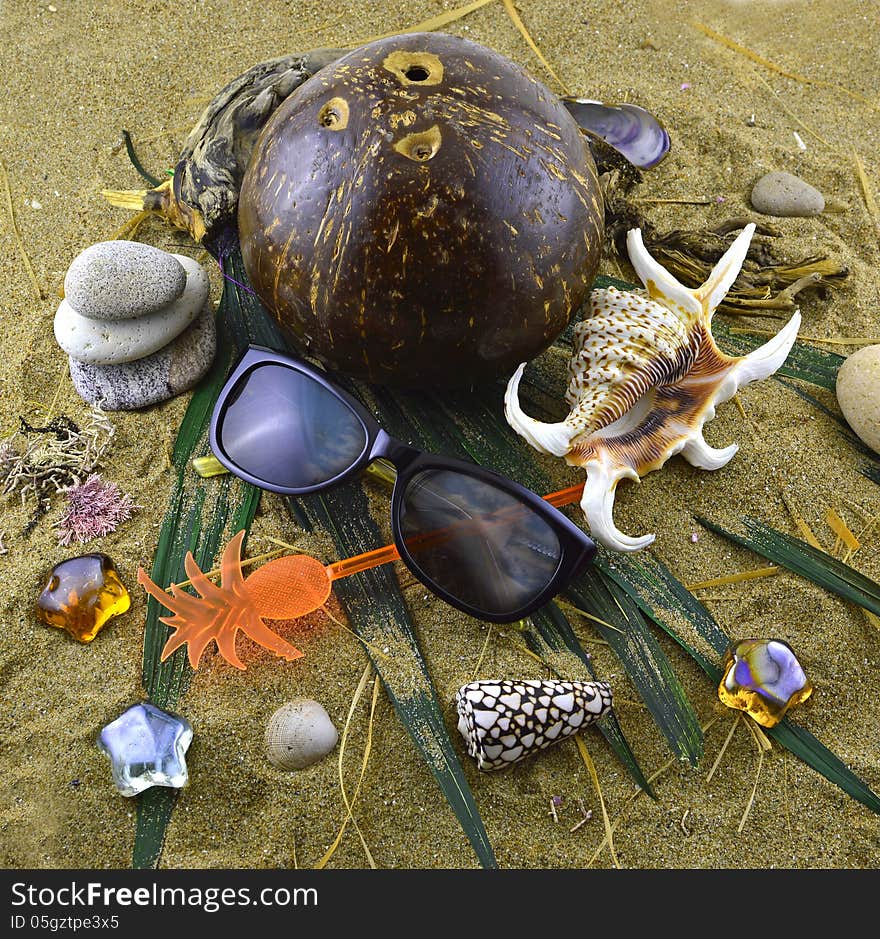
[{"left": 210, "top": 345, "right": 596, "bottom": 623}]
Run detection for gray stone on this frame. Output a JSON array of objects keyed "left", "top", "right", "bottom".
[
  {"left": 64, "top": 240, "right": 187, "bottom": 320},
  {"left": 55, "top": 255, "right": 209, "bottom": 365},
  {"left": 68, "top": 301, "right": 216, "bottom": 410},
  {"left": 750, "top": 171, "right": 825, "bottom": 217}
]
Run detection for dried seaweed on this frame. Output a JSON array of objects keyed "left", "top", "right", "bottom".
[
  {"left": 0, "top": 410, "right": 115, "bottom": 532},
  {"left": 601, "top": 169, "right": 848, "bottom": 313}
]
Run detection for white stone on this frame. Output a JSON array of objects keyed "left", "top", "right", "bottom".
[
  {"left": 264, "top": 699, "right": 338, "bottom": 771},
  {"left": 55, "top": 255, "right": 209, "bottom": 365},
  {"left": 836, "top": 344, "right": 880, "bottom": 454},
  {"left": 64, "top": 240, "right": 187, "bottom": 320}
]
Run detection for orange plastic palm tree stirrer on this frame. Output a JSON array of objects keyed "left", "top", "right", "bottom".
[{"left": 138, "top": 482, "right": 586, "bottom": 670}]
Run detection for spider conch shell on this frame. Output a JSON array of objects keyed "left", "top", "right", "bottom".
[{"left": 505, "top": 223, "right": 800, "bottom": 552}]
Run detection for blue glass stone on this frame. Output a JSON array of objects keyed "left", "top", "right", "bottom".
[{"left": 97, "top": 702, "right": 193, "bottom": 797}]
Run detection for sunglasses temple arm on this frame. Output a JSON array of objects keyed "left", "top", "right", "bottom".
[
  {"left": 543, "top": 482, "right": 585, "bottom": 509},
  {"left": 322, "top": 482, "right": 585, "bottom": 583},
  {"left": 325, "top": 543, "right": 402, "bottom": 581}
]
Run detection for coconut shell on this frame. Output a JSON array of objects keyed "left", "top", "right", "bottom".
[{"left": 238, "top": 32, "right": 604, "bottom": 387}]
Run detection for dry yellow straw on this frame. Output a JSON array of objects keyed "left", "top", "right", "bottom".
[
  {"left": 753, "top": 74, "right": 835, "bottom": 151},
  {"left": 470, "top": 624, "right": 494, "bottom": 680},
  {"left": 556, "top": 599, "right": 623, "bottom": 634},
  {"left": 782, "top": 494, "right": 824, "bottom": 551},
  {"left": 175, "top": 548, "right": 286, "bottom": 586},
  {"left": 692, "top": 22, "right": 879, "bottom": 112},
  {"left": 825, "top": 508, "right": 860, "bottom": 553},
  {"left": 501, "top": 0, "right": 570, "bottom": 94},
  {"left": 0, "top": 157, "right": 43, "bottom": 300},
  {"left": 738, "top": 717, "right": 772, "bottom": 833},
  {"left": 686, "top": 567, "right": 780, "bottom": 591},
  {"left": 315, "top": 663, "right": 380, "bottom": 869},
  {"left": 574, "top": 735, "right": 618, "bottom": 869},
  {"left": 343, "top": 0, "right": 497, "bottom": 47},
  {"left": 853, "top": 148, "right": 880, "bottom": 244},
  {"left": 705, "top": 715, "right": 740, "bottom": 784}
]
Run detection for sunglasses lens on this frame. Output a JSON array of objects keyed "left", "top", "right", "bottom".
[
  {"left": 399, "top": 469, "right": 562, "bottom": 618},
  {"left": 218, "top": 363, "right": 368, "bottom": 489}
]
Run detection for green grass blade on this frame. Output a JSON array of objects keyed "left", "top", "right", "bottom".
[
  {"left": 564, "top": 569, "right": 704, "bottom": 766},
  {"left": 764, "top": 721, "right": 880, "bottom": 814},
  {"left": 525, "top": 603, "right": 655, "bottom": 796},
  {"left": 217, "top": 242, "right": 497, "bottom": 868},
  {"left": 133, "top": 789, "right": 178, "bottom": 870},
  {"left": 696, "top": 515, "right": 880, "bottom": 617},
  {"left": 597, "top": 548, "right": 729, "bottom": 664},
  {"left": 135, "top": 280, "right": 262, "bottom": 868}
]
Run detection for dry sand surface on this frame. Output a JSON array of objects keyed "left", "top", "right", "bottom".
[{"left": 1, "top": 0, "right": 878, "bottom": 870}]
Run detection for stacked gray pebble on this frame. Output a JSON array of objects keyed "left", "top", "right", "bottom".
[{"left": 54, "top": 241, "right": 216, "bottom": 410}]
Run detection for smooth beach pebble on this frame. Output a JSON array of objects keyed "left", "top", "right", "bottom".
[
  {"left": 68, "top": 301, "right": 216, "bottom": 410},
  {"left": 750, "top": 170, "right": 825, "bottom": 217},
  {"left": 836, "top": 343, "right": 880, "bottom": 454},
  {"left": 54, "top": 255, "right": 209, "bottom": 365},
  {"left": 265, "top": 699, "right": 339, "bottom": 770},
  {"left": 64, "top": 241, "right": 187, "bottom": 320}
]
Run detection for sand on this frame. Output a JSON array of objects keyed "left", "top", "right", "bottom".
[{"left": 1, "top": 0, "right": 878, "bottom": 870}]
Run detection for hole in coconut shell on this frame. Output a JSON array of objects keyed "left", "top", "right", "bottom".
[
  {"left": 317, "top": 97, "right": 349, "bottom": 130},
  {"left": 382, "top": 51, "right": 444, "bottom": 87},
  {"left": 393, "top": 125, "right": 442, "bottom": 162}
]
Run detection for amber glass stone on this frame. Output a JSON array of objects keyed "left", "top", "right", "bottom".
[
  {"left": 36, "top": 553, "right": 130, "bottom": 643},
  {"left": 718, "top": 638, "right": 813, "bottom": 728}
]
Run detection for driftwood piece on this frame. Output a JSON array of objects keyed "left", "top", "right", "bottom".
[{"left": 107, "top": 48, "right": 345, "bottom": 245}]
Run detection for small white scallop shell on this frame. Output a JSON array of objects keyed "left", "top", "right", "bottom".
[{"left": 265, "top": 699, "right": 339, "bottom": 770}]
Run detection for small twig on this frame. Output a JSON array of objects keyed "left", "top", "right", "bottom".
[
  {"left": 569, "top": 798, "right": 593, "bottom": 833},
  {"left": 320, "top": 605, "right": 391, "bottom": 661},
  {"left": 680, "top": 809, "right": 691, "bottom": 836},
  {"left": 738, "top": 720, "right": 768, "bottom": 832}
]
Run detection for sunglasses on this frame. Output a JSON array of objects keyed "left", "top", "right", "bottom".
[{"left": 209, "top": 345, "right": 596, "bottom": 623}]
